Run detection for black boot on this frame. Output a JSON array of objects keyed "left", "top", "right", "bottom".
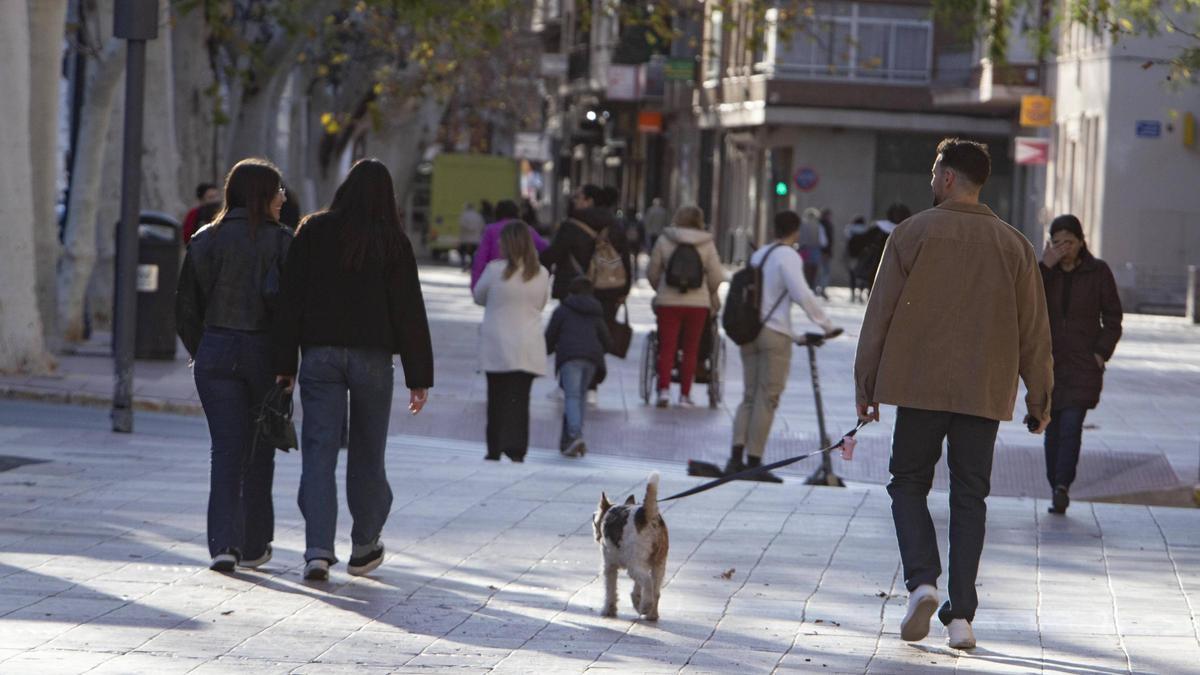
[
  {"left": 1048, "top": 485, "right": 1069, "bottom": 514},
  {"left": 745, "top": 455, "right": 783, "bottom": 483},
  {"left": 724, "top": 445, "right": 746, "bottom": 475}
]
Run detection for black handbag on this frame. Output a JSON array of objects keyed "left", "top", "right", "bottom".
[
  {"left": 607, "top": 302, "right": 632, "bottom": 358},
  {"left": 252, "top": 383, "right": 298, "bottom": 456}
]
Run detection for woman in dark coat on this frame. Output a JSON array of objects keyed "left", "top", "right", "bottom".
[
  {"left": 1039, "top": 214, "right": 1123, "bottom": 515},
  {"left": 176, "top": 158, "right": 291, "bottom": 573},
  {"left": 273, "top": 158, "right": 434, "bottom": 580}
]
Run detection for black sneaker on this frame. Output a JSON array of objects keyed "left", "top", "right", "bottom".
[
  {"left": 348, "top": 543, "right": 385, "bottom": 576},
  {"left": 1049, "top": 486, "right": 1069, "bottom": 514}
]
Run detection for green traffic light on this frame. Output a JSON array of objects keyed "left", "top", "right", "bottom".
[{"left": 775, "top": 181, "right": 788, "bottom": 196}]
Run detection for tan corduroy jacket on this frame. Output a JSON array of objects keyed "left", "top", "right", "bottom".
[{"left": 854, "top": 200, "right": 1053, "bottom": 422}]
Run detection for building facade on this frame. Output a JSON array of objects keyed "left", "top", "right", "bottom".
[{"left": 1047, "top": 23, "right": 1200, "bottom": 312}]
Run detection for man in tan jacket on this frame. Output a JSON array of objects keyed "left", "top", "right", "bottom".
[{"left": 854, "top": 138, "right": 1053, "bottom": 651}]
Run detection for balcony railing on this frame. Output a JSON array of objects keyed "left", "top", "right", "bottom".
[{"left": 758, "top": 3, "right": 933, "bottom": 84}]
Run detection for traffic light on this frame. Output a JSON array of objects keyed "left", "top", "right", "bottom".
[{"left": 774, "top": 180, "right": 788, "bottom": 196}]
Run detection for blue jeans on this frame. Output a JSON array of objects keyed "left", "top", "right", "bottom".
[
  {"left": 193, "top": 328, "right": 276, "bottom": 559},
  {"left": 1044, "top": 407, "right": 1087, "bottom": 490},
  {"left": 559, "top": 360, "right": 596, "bottom": 446},
  {"left": 298, "top": 346, "right": 394, "bottom": 563}
]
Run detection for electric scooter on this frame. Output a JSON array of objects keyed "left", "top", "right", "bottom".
[{"left": 798, "top": 329, "right": 845, "bottom": 487}]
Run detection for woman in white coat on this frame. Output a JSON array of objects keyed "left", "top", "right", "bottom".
[{"left": 473, "top": 221, "right": 550, "bottom": 461}]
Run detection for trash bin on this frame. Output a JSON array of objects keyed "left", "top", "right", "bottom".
[{"left": 134, "top": 211, "right": 181, "bottom": 360}]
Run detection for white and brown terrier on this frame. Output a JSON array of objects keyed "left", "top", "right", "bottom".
[{"left": 593, "top": 472, "right": 669, "bottom": 621}]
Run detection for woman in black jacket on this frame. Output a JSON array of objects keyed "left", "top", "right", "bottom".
[
  {"left": 273, "top": 159, "right": 434, "bottom": 580},
  {"left": 1039, "top": 214, "right": 1123, "bottom": 515},
  {"left": 175, "top": 158, "right": 291, "bottom": 573}
]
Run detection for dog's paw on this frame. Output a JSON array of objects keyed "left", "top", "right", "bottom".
[
  {"left": 600, "top": 605, "right": 617, "bottom": 618},
  {"left": 641, "top": 612, "right": 659, "bottom": 622}
]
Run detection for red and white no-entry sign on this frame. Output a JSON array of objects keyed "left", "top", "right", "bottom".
[{"left": 1015, "top": 137, "right": 1051, "bottom": 165}]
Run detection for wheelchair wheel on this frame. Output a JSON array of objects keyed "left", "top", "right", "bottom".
[
  {"left": 640, "top": 331, "right": 658, "bottom": 404},
  {"left": 707, "top": 333, "right": 725, "bottom": 408}
]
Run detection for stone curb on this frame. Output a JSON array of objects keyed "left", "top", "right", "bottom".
[{"left": 0, "top": 386, "right": 203, "bottom": 416}]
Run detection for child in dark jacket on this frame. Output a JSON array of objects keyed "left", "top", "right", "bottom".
[{"left": 545, "top": 277, "right": 611, "bottom": 457}]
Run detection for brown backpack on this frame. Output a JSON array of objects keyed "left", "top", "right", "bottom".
[{"left": 570, "top": 219, "right": 627, "bottom": 292}]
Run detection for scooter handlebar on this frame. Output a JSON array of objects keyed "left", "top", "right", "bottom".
[{"left": 795, "top": 327, "right": 843, "bottom": 347}]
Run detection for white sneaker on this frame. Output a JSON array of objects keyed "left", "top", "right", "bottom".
[
  {"left": 655, "top": 391, "right": 669, "bottom": 408},
  {"left": 209, "top": 552, "right": 237, "bottom": 573},
  {"left": 239, "top": 545, "right": 272, "bottom": 569},
  {"left": 304, "top": 559, "right": 330, "bottom": 581},
  {"left": 900, "top": 584, "right": 939, "bottom": 642},
  {"left": 947, "top": 619, "right": 976, "bottom": 649},
  {"left": 587, "top": 390, "right": 599, "bottom": 406},
  {"left": 678, "top": 395, "right": 696, "bottom": 408}
]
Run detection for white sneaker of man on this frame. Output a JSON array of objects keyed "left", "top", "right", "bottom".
[
  {"left": 946, "top": 619, "right": 976, "bottom": 649},
  {"left": 900, "top": 584, "right": 939, "bottom": 642},
  {"left": 587, "top": 390, "right": 599, "bottom": 406}
]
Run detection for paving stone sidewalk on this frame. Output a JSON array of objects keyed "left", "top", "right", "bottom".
[
  {"left": 2, "top": 265, "right": 1197, "bottom": 501},
  {"left": 1, "top": 401, "right": 1199, "bottom": 674}
]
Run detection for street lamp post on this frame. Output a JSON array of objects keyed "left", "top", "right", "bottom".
[{"left": 111, "top": 0, "right": 158, "bottom": 433}]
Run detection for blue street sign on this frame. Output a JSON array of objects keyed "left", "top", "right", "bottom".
[
  {"left": 1136, "top": 120, "right": 1162, "bottom": 138},
  {"left": 793, "top": 166, "right": 820, "bottom": 192}
]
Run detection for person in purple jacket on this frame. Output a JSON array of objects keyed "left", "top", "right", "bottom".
[{"left": 470, "top": 200, "right": 549, "bottom": 290}]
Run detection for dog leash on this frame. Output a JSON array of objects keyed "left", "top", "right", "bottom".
[{"left": 660, "top": 420, "right": 871, "bottom": 502}]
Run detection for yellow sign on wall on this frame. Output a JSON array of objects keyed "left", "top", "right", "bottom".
[
  {"left": 1020, "top": 95, "right": 1054, "bottom": 127},
  {"left": 1184, "top": 112, "right": 1196, "bottom": 148}
]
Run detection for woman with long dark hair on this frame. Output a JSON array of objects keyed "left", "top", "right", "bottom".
[
  {"left": 473, "top": 221, "right": 550, "bottom": 461},
  {"left": 176, "top": 158, "right": 291, "bottom": 573},
  {"left": 1039, "top": 214, "right": 1122, "bottom": 514},
  {"left": 273, "top": 158, "right": 434, "bottom": 580}
]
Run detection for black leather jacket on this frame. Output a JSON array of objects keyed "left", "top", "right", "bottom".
[{"left": 175, "top": 208, "right": 292, "bottom": 356}]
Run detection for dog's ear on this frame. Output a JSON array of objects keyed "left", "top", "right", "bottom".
[
  {"left": 624, "top": 495, "right": 636, "bottom": 505},
  {"left": 599, "top": 492, "right": 612, "bottom": 512}
]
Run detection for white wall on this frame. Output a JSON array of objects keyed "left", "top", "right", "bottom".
[
  {"left": 1049, "top": 27, "right": 1200, "bottom": 308},
  {"left": 768, "top": 126, "right": 877, "bottom": 284}
]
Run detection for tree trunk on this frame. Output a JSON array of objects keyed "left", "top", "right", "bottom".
[
  {"left": 87, "top": 93, "right": 127, "bottom": 334},
  {"left": 372, "top": 94, "right": 447, "bottom": 210},
  {"left": 58, "top": 38, "right": 124, "bottom": 342},
  {"left": 171, "top": 2, "right": 218, "bottom": 198},
  {"left": 27, "top": 0, "right": 69, "bottom": 343},
  {"left": 226, "top": 65, "right": 293, "bottom": 164},
  {"left": 0, "top": 1, "right": 53, "bottom": 374},
  {"left": 140, "top": 0, "right": 186, "bottom": 218}
]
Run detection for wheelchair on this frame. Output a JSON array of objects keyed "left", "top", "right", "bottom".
[{"left": 639, "top": 315, "right": 726, "bottom": 409}]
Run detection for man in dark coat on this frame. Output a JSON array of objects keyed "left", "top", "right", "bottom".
[{"left": 1039, "top": 214, "right": 1123, "bottom": 514}]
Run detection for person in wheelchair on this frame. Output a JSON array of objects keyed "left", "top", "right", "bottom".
[{"left": 645, "top": 205, "right": 728, "bottom": 408}]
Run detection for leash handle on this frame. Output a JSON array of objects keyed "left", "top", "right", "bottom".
[{"left": 661, "top": 420, "right": 870, "bottom": 502}]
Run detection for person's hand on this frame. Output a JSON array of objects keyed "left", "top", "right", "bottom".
[
  {"left": 409, "top": 389, "right": 428, "bottom": 415},
  {"left": 1025, "top": 414, "right": 1050, "bottom": 434},
  {"left": 276, "top": 375, "right": 295, "bottom": 393},
  {"left": 1042, "top": 239, "right": 1065, "bottom": 268},
  {"left": 857, "top": 402, "right": 879, "bottom": 423},
  {"left": 1094, "top": 353, "right": 1105, "bottom": 369}
]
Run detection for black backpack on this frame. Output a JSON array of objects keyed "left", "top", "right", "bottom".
[
  {"left": 664, "top": 242, "right": 704, "bottom": 292},
  {"left": 722, "top": 244, "right": 788, "bottom": 346}
]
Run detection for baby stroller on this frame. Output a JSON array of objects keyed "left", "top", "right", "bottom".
[{"left": 639, "top": 315, "right": 726, "bottom": 409}]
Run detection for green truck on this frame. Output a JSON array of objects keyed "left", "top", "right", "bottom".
[{"left": 427, "top": 153, "right": 519, "bottom": 252}]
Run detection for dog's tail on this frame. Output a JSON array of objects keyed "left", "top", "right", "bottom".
[{"left": 643, "top": 472, "right": 660, "bottom": 521}]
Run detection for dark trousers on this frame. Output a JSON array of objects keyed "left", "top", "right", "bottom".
[
  {"left": 486, "top": 372, "right": 534, "bottom": 460},
  {"left": 193, "top": 328, "right": 276, "bottom": 560},
  {"left": 888, "top": 407, "right": 999, "bottom": 625},
  {"left": 591, "top": 291, "right": 624, "bottom": 390},
  {"left": 1044, "top": 407, "right": 1087, "bottom": 490}
]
